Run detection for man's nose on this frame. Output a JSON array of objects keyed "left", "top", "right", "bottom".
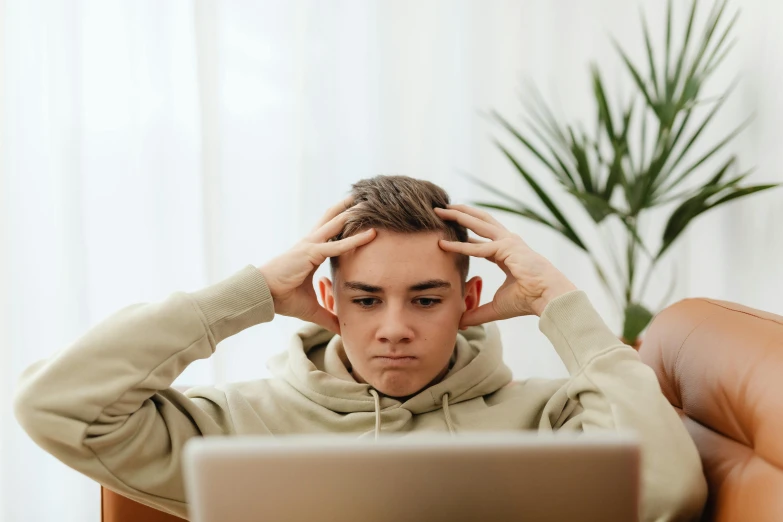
[{"left": 375, "top": 305, "right": 414, "bottom": 345}]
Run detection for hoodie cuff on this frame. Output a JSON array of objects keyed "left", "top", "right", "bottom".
[
  {"left": 189, "top": 265, "right": 275, "bottom": 345},
  {"left": 538, "top": 290, "right": 626, "bottom": 375}
]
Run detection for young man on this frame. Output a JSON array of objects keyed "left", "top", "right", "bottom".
[{"left": 14, "top": 175, "right": 706, "bottom": 521}]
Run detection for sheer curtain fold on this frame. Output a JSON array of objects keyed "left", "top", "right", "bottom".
[{"left": 2, "top": 1, "right": 782, "bottom": 520}]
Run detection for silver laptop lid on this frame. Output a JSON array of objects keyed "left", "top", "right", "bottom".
[{"left": 183, "top": 431, "right": 640, "bottom": 522}]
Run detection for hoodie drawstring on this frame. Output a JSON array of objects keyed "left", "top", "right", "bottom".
[
  {"left": 369, "top": 388, "right": 381, "bottom": 440},
  {"left": 368, "top": 389, "right": 456, "bottom": 439},
  {"left": 442, "top": 393, "right": 456, "bottom": 436}
]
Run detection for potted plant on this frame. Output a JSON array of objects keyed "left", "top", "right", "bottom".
[{"left": 472, "top": 0, "right": 780, "bottom": 347}]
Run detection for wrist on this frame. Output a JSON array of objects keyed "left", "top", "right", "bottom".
[
  {"left": 257, "top": 266, "right": 280, "bottom": 300},
  {"left": 535, "top": 279, "right": 578, "bottom": 316}
]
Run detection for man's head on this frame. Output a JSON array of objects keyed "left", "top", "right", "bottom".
[{"left": 318, "top": 175, "right": 483, "bottom": 398}]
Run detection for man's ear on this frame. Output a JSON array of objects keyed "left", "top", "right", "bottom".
[
  {"left": 463, "top": 276, "right": 483, "bottom": 315},
  {"left": 318, "top": 276, "right": 336, "bottom": 314}
]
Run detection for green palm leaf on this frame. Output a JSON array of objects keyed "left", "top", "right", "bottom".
[
  {"left": 653, "top": 79, "right": 739, "bottom": 196},
  {"left": 641, "top": 12, "right": 660, "bottom": 98},
  {"left": 663, "top": 115, "right": 752, "bottom": 193},
  {"left": 492, "top": 111, "right": 574, "bottom": 189},
  {"left": 496, "top": 142, "right": 587, "bottom": 250},
  {"left": 566, "top": 127, "right": 595, "bottom": 193},
  {"left": 523, "top": 116, "right": 579, "bottom": 189},
  {"left": 657, "top": 171, "right": 778, "bottom": 261},
  {"left": 473, "top": 202, "right": 557, "bottom": 230},
  {"left": 592, "top": 66, "right": 616, "bottom": 140},
  {"left": 682, "top": 0, "right": 730, "bottom": 94},
  {"left": 664, "top": 0, "right": 673, "bottom": 84},
  {"left": 623, "top": 303, "right": 654, "bottom": 344},
  {"left": 668, "top": 0, "right": 698, "bottom": 105},
  {"left": 460, "top": 171, "right": 533, "bottom": 211},
  {"left": 613, "top": 39, "right": 658, "bottom": 115},
  {"left": 707, "top": 184, "right": 780, "bottom": 208}
]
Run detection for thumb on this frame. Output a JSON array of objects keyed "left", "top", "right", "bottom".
[{"left": 459, "top": 302, "right": 501, "bottom": 329}]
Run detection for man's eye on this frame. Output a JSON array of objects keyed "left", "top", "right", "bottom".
[
  {"left": 352, "top": 298, "right": 378, "bottom": 308},
  {"left": 416, "top": 298, "right": 442, "bottom": 308}
]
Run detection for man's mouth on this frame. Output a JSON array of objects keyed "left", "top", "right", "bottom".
[{"left": 374, "top": 355, "right": 417, "bottom": 365}]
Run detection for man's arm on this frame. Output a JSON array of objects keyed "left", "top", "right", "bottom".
[
  {"left": 435, "top": 204, "right": 707, "bottom": 522},
  {"left": 13, "top": 196, "right": 376, "bottom": 519},
  {"left": 13, "top": 265, "right": 274, "bottom": 519},
  {"left": 539, "top": 290, "right": 708, "bottom": 522}
]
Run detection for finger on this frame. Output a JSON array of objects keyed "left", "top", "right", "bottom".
[
  {"left": 433, "top": 207, "right": 504, "bottom": 240},
  {"left": 309, "top": 305, "right": 341, "bottom": 335},
  {"left": 317, "top": 228, "right": 376, "bottom": 258},
  {"left": 438, "top": 238, "right": 499, "bottom": 259},
  {"left": 311, "top": 205, "right": 357, "bottom": 242},
  {"left": 446, "top": 204, "right": 507, "bottom": 229},
  {"left": 465, "top": 236, "right": 496, "bottom": 263},
  {"left": 460, "top": 302, "right": 502, "bottom": 329},
  {"left": 311, "top": 195, "right": 355, "bottom": 232}
]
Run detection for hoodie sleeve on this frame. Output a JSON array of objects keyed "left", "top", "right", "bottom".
[
  {"left": 12, "top": 265, "right": 274, "bottom": 520},
  {"left": 538, "top": 290, "right": 707, "bottom": 522}
]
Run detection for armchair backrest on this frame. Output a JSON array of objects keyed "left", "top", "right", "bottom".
[{"left": 638, "top": 297, "right": 783, "bottom": 522}]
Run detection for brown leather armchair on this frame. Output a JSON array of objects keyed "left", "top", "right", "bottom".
[
  {"left": 101, "top": 297, "right": 783, "bottom": 522},
  {"left": 101, "top": 487, "right": 186, "bottom": 522},
  {"left": 638, "top": 297, "right": 783, "bottom": 521}
]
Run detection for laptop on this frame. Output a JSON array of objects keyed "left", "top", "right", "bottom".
[{"left": 182, "top": 431, "right": 640, "bottom": 522}]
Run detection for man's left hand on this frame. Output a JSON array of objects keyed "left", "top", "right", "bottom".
[{"left": 435, "top": 204, "right": 578, "bottom": 327}]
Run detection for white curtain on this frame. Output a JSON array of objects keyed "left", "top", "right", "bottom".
[{"left": 2, "top": 1, "right": 781, "bottom": 520}]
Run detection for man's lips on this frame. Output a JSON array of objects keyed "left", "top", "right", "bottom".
[{"left": 373, "top": 355, "right": 418, "bottom": 365}]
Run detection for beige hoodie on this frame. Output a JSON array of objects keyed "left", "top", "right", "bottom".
[{"left": 13, "top": 265, "right": 707, "bottom": 521}]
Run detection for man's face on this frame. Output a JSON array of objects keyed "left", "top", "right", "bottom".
[{"left": 319, "top": 229, "right": 482, "bottom": 398}]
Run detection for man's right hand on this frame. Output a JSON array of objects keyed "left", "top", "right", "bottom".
[{"left": 258, "top": 196, "right": 376, "bottom": 334}]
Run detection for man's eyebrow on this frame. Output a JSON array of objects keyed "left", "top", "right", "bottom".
[
  {"left": 342, "top": 280, "right": 452, "bottom": 293},
  {"left": 342, "top": 281, "right": 383, "bottom": 293},
  {"left": 408, "top": 279, "right": 452, "bottom": 291}
]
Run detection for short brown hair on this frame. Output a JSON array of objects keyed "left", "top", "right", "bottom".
[{"left": 329, "top": 175, "right": 469, "bottom": 284}]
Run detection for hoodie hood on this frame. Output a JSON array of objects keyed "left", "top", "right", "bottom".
[{"left": 266, "top": 322, "right": 513, "bottom": 419}]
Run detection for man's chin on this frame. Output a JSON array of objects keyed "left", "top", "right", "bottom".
[
  {"left": 371, "top": 382, "right": 423, "bottom": 399},
  {"left": 365, "top": 375, "right": 428, "bottom": 400},
  {"left": 365, "top": 365, "right": 450, "bottom": 399}
]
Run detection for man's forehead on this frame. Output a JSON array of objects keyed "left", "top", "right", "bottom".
[
  {"left": 339, "top": 229, "right": 447, "bottom": 259},
  {"left": 336, "top": 259, "right": 459, "bottom": 288},
  {"left": 334, "top": 228, "right": 461, "bottom": 284},
  {"left": 352, "top": 228, "right": 445, "bottom": 246}
]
